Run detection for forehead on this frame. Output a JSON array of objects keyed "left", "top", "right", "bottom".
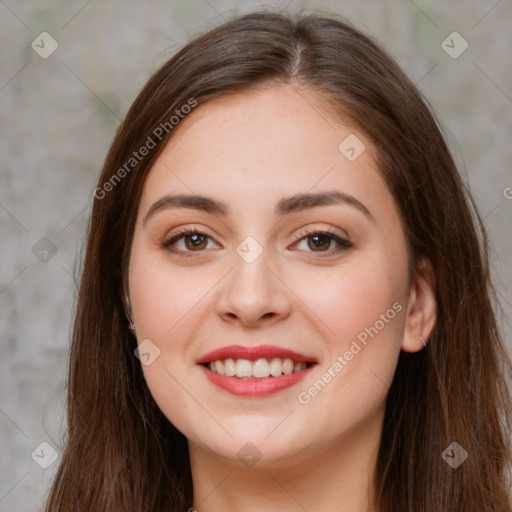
[{"left": 140, "top": 84, "right": 393, "bottom": 221}]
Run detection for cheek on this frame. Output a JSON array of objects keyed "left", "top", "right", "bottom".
[
  {"left": 128, "top": 258, "right": 209, "bottom": 436},
  {"left": 129, "top": 248, "right": 213, "bottom": 341},
  {"left": 294, "top": 279, "right": 404, "bottom": 445},
  {"left": 293, "top": 256, "right": 406, "bottom": 347},
  {"left": 128, "top": 245, "right": 222, "bottom": 430},
  {"left": 293, "top": 254, "right": 407, "bottom": 409}
]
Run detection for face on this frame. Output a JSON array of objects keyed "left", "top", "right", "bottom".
[{"left": 128, "top": 84, "right": 416, "bottom": 469}]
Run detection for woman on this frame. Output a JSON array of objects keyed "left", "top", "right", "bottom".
[{"left": 44, "top": 10, "right": 512, "bottom": 512}]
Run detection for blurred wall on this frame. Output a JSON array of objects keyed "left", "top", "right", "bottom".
[{"left": 1, "top": 0, "right": 511, "bottom": 510}]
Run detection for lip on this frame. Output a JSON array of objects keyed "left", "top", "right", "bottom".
[
  {"left": 196, "top": 344, "right": 318, "bottom": 365},
  {"left": 199, "top": 363, "right": 316, "bottom": 397}
]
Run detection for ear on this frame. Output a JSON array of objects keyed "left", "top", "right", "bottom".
[
  {"left": 401, "top": 257, "right": 437, "bottom": 353},
  {"left": 119, "top": 284, "right": 133, "bottom": 322}
]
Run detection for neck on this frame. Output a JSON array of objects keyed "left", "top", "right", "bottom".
[{"left": 188, "top": 403, "right": 384, "bottom": 512}]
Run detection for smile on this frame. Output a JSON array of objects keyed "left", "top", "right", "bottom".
[
  {"left": 203, "top": 357, "right": 313, "bottom": 379},
  {"left": 197, "top": 345, "right": 318, "bottom": 397}
]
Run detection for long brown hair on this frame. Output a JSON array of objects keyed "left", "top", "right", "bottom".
[{"left": 44, "top": 10, "right": 512, "bottom": 511}]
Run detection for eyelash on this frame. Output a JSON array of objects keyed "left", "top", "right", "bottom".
[{"left": 162, "top": 226, "right": 352, "bottom": 258}]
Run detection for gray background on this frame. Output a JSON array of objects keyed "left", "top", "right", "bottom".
[{"left": 1, "top": 0, "right": 511, "bottom": 510}]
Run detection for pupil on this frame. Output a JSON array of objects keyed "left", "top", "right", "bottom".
[
  {"left": 188, "top": 234, "right": 205, "bottom": 248},
  {"left": 310, "top": 235, "right": 329, "bottom": 251}
]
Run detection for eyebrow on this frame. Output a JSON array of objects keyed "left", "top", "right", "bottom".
[{"left": 142, "top": 190, "right": 374, "bottom": 227}]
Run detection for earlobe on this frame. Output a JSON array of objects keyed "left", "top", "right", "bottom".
[
  {"left": 119, "top": 285, "right": 136, "bottom": 333},
  {"left": 401, "top": 257, "right": 437, "bottom": 353}
]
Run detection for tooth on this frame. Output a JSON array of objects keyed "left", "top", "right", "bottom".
[
  {"left": 215, "top": 360, "right": 225, "bottom": 375},
  {"left": 235, "top": 358, "right": 253, "bottom": 378},
  {"left": 269, "top": 358, "right": 283, "bottom": 377},
  {"left": 283, "top": 358, "right": 294, "bottom": 375},
  {"left": 224, "top": 358, "right": 236, "bottom": 376},
  {"left": 293, "top": 362, "right": 305, "bottom": 373},
  {"left": 252, "top": 358, "right": 271, "bottom": 378},
  {"left": 210, "top": 357, "right": 308, "bottom": 378}
]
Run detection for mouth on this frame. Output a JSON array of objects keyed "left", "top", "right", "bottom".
[
  {"left": 201, "top": 358, "right": 316, "bottom": 379},
  {"left": 196, "top": 345, "right": 318, "bottom": 396}
]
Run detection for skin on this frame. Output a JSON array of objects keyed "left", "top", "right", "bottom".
[{"left": 127, "top": 83, "right": 437, "bottom": 512}]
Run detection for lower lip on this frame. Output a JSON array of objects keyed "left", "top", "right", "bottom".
[{"left": 198, "top": 364, "right": 315, "bottom": 397}]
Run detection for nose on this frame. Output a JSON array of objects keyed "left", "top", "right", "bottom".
[{"left": 215, "top": 247, "right": 292, "bottom": 328}]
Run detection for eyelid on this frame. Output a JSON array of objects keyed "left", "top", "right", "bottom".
[
  {"left": 162, "top": 225, "right": 215, "bottom": 248},
  {"left": 290, "top": 226, "right": 352, "bottom": 256},
  {"left": 162, "top": 224, "right": 352, "bottom": 256},
  {"left": 293, "top": 225, "right": 351, "bottom": 245}
]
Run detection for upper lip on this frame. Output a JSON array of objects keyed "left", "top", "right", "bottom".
[{"left": 196, "top": 344, "right": 318, "bottom": 364}]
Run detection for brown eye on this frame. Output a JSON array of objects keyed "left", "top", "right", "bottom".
[
  {"left": 307, "top": 234, "right": 333, "bottom": 251},
  {"left": 183, "top": 233, "right": 208, "bottom": 251},
  {"left": 294, "top": 229, "right": 352, "bottom": 256},
  {"left": 162, "top": 228, "right": 217, "bottom": 257}
]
